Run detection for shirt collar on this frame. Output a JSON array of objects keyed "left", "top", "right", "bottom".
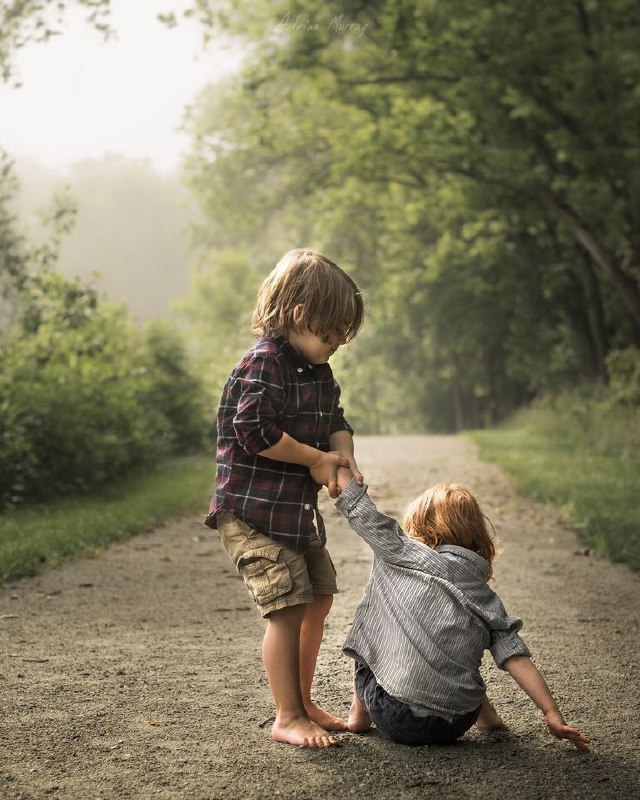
[
  {"left": 272, "top": 336, "right": 331, "bottom": 374},
  {"left": 436, "top": 544, "right": 490, "bottom": 579}
]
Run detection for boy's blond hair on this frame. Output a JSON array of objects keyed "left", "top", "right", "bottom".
[
  {"left": 252, "top": 248, "right": 364, "bottom": 341},
  {"left": 403, "top": 483, "right": 498, "bottom": 574}
]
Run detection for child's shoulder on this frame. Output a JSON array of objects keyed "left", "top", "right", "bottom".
[
  {"left": 251, "top": 336, "right": 285, "bottom": 359},
  {"left": 232, "top": 337, "right": 289, "bottom": 374}
]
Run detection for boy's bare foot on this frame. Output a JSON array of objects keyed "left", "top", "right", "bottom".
[
  {"left": 305, "top": 701, "right": 348, "bottom": 731},
  {"left": 271, "top": 715, "right": 340, "bottom": 747},
  {"left": 347, "top": 694, "right": 372, "bottom": 733}
]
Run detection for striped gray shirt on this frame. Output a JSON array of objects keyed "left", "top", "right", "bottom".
[{"left": 336, "top": 480, "right": 531, "bottom": 719}]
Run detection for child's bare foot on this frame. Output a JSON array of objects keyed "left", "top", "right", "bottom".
[
  {"left": 305, "top": 701, "right": 348, "bottom": 731},
  {"left": 271, "top": 715, "right": 339, "bottom": 747},
  {"left": 476, "top": 714, "right": 507, "bottom": 731},
  {"left": 475, "top": 694, "right": 507, "bottom": 731},
  {"left": 347, "top": 694, "right": 372, "bottom": 733}
]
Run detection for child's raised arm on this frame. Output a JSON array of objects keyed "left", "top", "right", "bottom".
[{"left": 504, "top": 655, "right": 590, "bottom": 751}]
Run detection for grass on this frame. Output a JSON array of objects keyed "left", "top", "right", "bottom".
[
  {"left": 468, "top": 420, "right": 640, "bottom": 572},
  {"left": 0, "top": 455, "right": 214, "bottom": 584}
]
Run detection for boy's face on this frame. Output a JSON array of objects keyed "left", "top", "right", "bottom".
[{"left": 287, "top": 321, "right": 346, "bottom": 365}]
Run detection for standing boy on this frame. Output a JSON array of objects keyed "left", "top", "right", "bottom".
[{"left": 206, "top": 248, "right": 364, "bottom": 748}]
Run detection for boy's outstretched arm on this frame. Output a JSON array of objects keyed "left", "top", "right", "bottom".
[
  {"left": 504, "top": 655, "right": 590, "bottom": 751},
  {"left": 329, "top": 430, "right": 364, "bottom": 484},
  {"left": 259, "top": 432, "right": 349, "bottom": 498}
]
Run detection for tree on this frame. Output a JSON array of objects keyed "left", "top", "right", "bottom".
[
  {"left": 0, "top": 0, "right": 111, "bottom": 84},
  {"left": 175, "top": 0, "right": 640, "bottom": 430}
]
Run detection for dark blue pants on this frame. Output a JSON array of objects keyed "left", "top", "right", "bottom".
[{"left": 354, "top": 663, "right": 480, "bottom": 746}]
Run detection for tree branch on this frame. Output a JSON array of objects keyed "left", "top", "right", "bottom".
[{"left": 536, "top": 185, "right": 640, "bottom": 328}]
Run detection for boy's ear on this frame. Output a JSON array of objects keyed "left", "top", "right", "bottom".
[{"left": 292, "top": 304, "right": 306, "bottom": 329}]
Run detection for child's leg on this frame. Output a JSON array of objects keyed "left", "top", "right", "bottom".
[
  {"left": 263, "top": 603, "right": 338, "bottom": 747},
  {"left": 348, "top": 670, "right": 372, "bottom": 733},
  {"left": 299, "top": 593, "right": 348, "bottom": 731},
  {"left": 475, "top": 693, "right": 506, "bottom": 730}
]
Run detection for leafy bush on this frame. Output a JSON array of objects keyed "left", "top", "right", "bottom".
[
  {"left": 142, "top": 320, "right": 212, "bottom": 455},
  {"left": 471, "top": 355, "right": 640, "bottom": 570},
  {"left": 606, "top": 347, "right": 640, "bottom": 407},
  {"left": 0, "top": 272, "right": 209, "bottom": 506},
  {"left": 526, "top": 349, "right": 640, "bottom": 467}
]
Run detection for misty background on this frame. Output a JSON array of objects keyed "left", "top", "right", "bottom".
[{"left": 12, "top": 156, "right": 191, "bottom": 320}]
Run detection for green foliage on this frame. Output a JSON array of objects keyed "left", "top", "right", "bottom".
[
  {"left": 606, "top": 347, "right": 640, "bottom": 406},
  {"left": 0, "top": 0, "right": 111, "bottom": 84},
  {"left": 0, "top": 272, "right": 168, "bottom": 504},
  {"left": 142, "top": 320, "right": 212, "bottom": 454},
  {"left": 178, "top": 0, "right": 640, "bottom": 432},
  {"left": 469, "top": 380, "right": 640, "bottom": 571},
  {"left": 0, "top": 269, "right": 210, "bottom": 506}
]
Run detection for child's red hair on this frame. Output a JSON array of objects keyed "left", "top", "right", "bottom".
[{"left": 402, "top": 483, "right": 498, "bottom": 575}]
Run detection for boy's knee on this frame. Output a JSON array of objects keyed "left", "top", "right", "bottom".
[
  {"left": 267, "top": 603, "right": 307, "bottom": 625},
  {"left": 312, "top": 593, "right": 334, "bottom": 616}
]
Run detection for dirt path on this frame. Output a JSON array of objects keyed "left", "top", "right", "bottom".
[{"left": 1, "top": 436, "right": 639, "bottom": 800}]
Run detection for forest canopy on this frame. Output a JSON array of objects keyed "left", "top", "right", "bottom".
[
  {"left": 177, "top": 0, "right": 640, "bottom": 432},
  {"left": 2, "top": 0, "right": 640, "bottom": 460}
]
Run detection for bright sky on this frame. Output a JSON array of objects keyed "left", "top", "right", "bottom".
[{"left": 0, "top": 1, "right": 243, "bottom": 172}]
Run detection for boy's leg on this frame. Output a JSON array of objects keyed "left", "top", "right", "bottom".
[
  {"left": 475, "top": 693, "right": 506, "bottom": 730},
  {"left": 263, "top": 603, "right": 338, "bottom": 747},
  {"left": 299, "top": 593, "right": 348, "bottom": 731}
]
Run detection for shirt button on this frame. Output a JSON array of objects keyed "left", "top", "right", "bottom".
[
  {"left": 304, "top": 503, "right": 312, "bottom": 511},
  {"left": 296, "top": 367, "right": 303, "bottom": 373}
]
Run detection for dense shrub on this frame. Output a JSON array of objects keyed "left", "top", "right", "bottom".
[
  {"left": 0, "top": 272, "right": 209, "bottom": 506},
  {"left": 525, "top": 348, "right": 640, "bottom": 467},
  {"left": 142, "top": 320, "right": 212, "bottom": 455}
]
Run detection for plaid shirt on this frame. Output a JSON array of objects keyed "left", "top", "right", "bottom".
[{"left": 206, "top": 336, "right": 353, "bottom": 550}]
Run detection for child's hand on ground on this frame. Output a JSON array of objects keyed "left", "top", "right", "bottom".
[
  {"left": 545, "top": 710, "right": 590, "bottom": 751},
  {"left": 310, "top": 451, "right": 350, "bottom": 498}
]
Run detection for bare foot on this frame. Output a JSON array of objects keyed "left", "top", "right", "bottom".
[
  {"left": 271, "top": 715, "right": 339, "bottom": 748},
  {"left": 305, "top": 701, "right": 348, "bottom": 731},
  {"left": 475, "top": 694, "right": 507, "bottom": 731},
  {"left": 475, "top": 713, "right": 507, "bottom": 731},
  {"left": 347, "top": 694, "right": 372, "bottom": 733}
]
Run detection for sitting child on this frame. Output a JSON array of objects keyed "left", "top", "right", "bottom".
[{"left": 334, "top": 472, "right": 590, "bottom": 750}]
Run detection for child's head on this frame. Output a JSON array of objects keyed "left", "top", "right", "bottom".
[
  {"left": 403, "top": 483, "right": 497, "bottom": 569},
  {"left": 252, "top": 248, "right": 364, "bottom": 342}
]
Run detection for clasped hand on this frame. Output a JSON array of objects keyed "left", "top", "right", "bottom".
[{"left": 310, "top": 451, "right": 353, "bottom": 498}]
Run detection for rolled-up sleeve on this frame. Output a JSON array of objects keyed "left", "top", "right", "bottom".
[
  {"left": 490, "top": 617, "right": 531, "bottom": 669},
  {"left": 232, "top": 356, "right": 285, "bottom": 455},
  {"left": 336, "top": 480, "right": 448, "bottom": 575},
  {"left": 330, "top": 379, "right": 354, "bottom": 436}
]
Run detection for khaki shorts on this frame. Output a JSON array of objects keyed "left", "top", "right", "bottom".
[{"left": 216, "top": 510, "right": 338, "bottom": 617}]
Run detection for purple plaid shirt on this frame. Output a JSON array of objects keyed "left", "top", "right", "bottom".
[{"left": 206, "top": 336, "right": 353, "bottom": 550}]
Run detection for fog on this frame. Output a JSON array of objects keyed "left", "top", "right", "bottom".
[{"left": 13, "top": 156, "right": 196, "bottom": 319}]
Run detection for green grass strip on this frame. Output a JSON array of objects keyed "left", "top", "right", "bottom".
[
  {"left": 0, "top": 456, "right": 214, "bottom": 584},
  {"left": 468, "top": 427, "right": 640, "bottom": 572}
]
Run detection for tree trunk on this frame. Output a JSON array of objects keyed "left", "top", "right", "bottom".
[
  {"left": 536, "top": 186, "right": 640, "bottom": 335},
  {"left": 451, "top": 380, "right": 465, "bottom": 432},
  {"left": 577, "top": 251, "right": 609, "bottom": 383}
]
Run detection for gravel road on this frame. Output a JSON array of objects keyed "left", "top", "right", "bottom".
[{"left": 1, "top": 436, "right": 639, "bottom": 799}]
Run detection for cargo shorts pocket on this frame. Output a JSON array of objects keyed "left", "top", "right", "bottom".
[{"left": 237, "top": 545, "right": 292, "bottom": 605}]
